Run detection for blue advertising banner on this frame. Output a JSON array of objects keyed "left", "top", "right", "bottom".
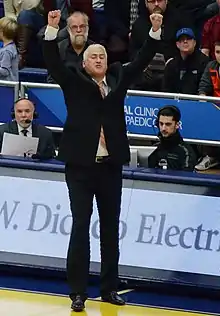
[
  {"left": 24, "top": 86, "right": 220, "bottom": 141},
  {"left": 26, "top": 87, "right": 67, "bottom": 127},
  {"left": 125, "top": 95, "right": 220, "bottom": 141},
  {"left": 0, "top": 85, "right": 16, "bottom": 122}
]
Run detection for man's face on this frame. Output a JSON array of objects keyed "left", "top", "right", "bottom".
[
  {"left": 159, "top": 115, "right": 179, "bottom": 137},
  {"left": 176, "top": 36, "right": 196, "bottom": 54},
  {"left": 215, "top": 45, "right": 220, "bottom": 63},
  {"left": 14, "top": 100, "right": 34, "bottom": 128},
  {"left": 83, "top": 47, "right": 107, "bottom": 79},
  {"left": 67, "top": 14, "right": 88, "bottom": 47},
  {"left": 146, "top": 0, "right": 167, "bottom": 14}
]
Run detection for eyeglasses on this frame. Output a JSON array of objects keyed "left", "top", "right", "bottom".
[{"left": 68, "top": 24, "right": 88, "bottom": 31}]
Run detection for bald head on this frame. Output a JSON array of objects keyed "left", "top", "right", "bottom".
[
  {"left": 14, "top": 99, "right": 35, "bottom": 128},
  {"left": 83, "top": 44, "right": 108, "bottom": 81}
]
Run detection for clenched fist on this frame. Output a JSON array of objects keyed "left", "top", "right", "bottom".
[
  {"left": 150, "top": 13, "right": 163, "bottom": 32},
  {"left": 48, "top": 10, "right": 61, "bottom": 29}
]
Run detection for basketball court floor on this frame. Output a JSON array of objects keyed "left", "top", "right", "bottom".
[{"left": 0, "top": 288, "right": 218, "bottom": 316}]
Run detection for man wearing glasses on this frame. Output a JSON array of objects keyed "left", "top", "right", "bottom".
[{"left": 47, "top": 11, "right": 93, "bottom": 84}]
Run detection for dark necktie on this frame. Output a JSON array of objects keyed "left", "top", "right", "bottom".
[
  {"left": 21, "top": 129, "right": 28, "bottom": 136},
  {"left": 97, "top": 81, "right": 107, "bottom": 150}
]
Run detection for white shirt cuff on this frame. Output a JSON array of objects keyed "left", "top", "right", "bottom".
[
  {"left": 149, "top": 27, "right": 161, "bottom": 40},
  {"left": 44, "top": 25, "right": 59, "bottom": 40}
]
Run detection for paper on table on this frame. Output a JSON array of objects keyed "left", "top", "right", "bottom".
[{"left": 1, "top": 132, "right": 39, "bottom": 157}]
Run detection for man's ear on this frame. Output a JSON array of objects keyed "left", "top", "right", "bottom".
[
  {"left": 176, "top": 41, "right": 180, "bottom": 50},
  {"left": 82, "top": 61, "right": 85, "bottom": 68}
]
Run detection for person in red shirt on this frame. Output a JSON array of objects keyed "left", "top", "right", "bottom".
[{"left": 201, "top": 14, "right": 220, "bottom": 60}]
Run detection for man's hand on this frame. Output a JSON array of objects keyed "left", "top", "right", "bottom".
[
  {"left": 48, "top": 10, "right": 61, "bottom": 29},
  {"left": 150, "top": 13, "right": 163, "bottom": 32}
]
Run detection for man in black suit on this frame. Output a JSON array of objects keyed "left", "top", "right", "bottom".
[
  {"left": 43, "top": 9, "right": 162, "bottom": 312},
  {"left": 0, "top": 98, "right": 55, "bottom": 159}
]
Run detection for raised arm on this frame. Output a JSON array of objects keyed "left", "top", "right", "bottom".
[
  {"left": 42, "top": 10, "right": 74, "bottom": 89},
  {"left": 123, "top": 13, "right": 163, "bottom": 85}
]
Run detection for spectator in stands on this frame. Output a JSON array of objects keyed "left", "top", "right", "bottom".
[
  {"left": 47, "top": 11, "right": 93, "bottom": 84},
  {"left": 148, "top": 105, "right": 196, "bottom": 171},
  {"left": 169, "top": 0, "right": 220, "bottom": 45},
  {"left": 0, "top": 98, "right": 55, "bottom": 159},
  {"left": 52, "top": 0, "right": 98, "bottom": 44},
  {"left": 201, "top": 13, "right": 220, "bottom": 60},
  {"left": 129, "top": 0, "right": 193, "bottom": 92},
  {"left": 0, "top": 16, "right": 18, "bottom": 81},
  {"left": 104, "top": 0, "right": 143, "bottom": 64},
  {"left": 12, "top": 0, "right": 94, "bottom": 69},
  {"left": 5, "top": 0, "right": 57, "bottom": 69},
  {"left": 195, "top": 42, "right": 220, "bottom": 171},
  {"left": 163, "top": 28, "right": 209, "bottom": 94},
  {"left": 199, "top": 42, "right": 220, "bottom": 98},
  {"left": 3, "top": 0, "right": 41, "bottom": 20}
]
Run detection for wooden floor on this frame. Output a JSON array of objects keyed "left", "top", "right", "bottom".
[{"left": 0, "top": 289, "right": 215, "bottom": 316}]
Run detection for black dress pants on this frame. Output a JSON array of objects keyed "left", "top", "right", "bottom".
[{"left": 65, "top": 161, "right": 122, "bottom": 299}]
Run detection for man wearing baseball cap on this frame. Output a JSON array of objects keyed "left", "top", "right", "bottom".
[{"left": 163, "top": 27, "right": 209, "bottom": 94}]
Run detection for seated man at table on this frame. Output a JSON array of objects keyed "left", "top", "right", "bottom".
[
  {"left": 0, "top": 98, "right": 55, "bottom": 159},
  {"left": 148, "top": 105, "right": 196, "bottom": 171}
]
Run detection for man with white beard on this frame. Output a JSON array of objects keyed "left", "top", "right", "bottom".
[{"left": 47, "top": 11, "right": 93, "bottom": 83}]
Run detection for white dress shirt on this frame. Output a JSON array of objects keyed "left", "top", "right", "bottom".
[
  {"left": 17, "top": 123, "right": 32, "bottom": 137},
  {"left": 92, "top": 77, "right": 110, "bottom": 157}
]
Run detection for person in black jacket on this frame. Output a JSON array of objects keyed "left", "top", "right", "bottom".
[
  {"left": 47, "top": 11, "right": 93, "bottom": 83},
  {"left": 103, "top": 0, "right": 145, "bottom": 63},
  {"left": 0, "top": 98, "right": 55, "bottom": 159},
  {"left": 163, "top": 28, "right": 209, "bottom": 94},
  {"left": 43, "top": 9, "right": 162, "bottom": 312},
  {"left": 129, "top": 0, "right": 194, "bottom": 62},
  {"left": 169, "top": 0, "right": 220, "bottom": 44},
  {"left": 148, "top": 105, "right": 196, "bottom": 171},
  {"left": 129, "top": 0, "right": 194, "bottom": 91}
]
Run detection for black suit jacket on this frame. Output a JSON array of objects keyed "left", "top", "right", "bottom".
[
  {"left": 104, "top": 0, "right": 145, "bottom": 40},
  {"left": 42, "top": 33, "right": 158, "bottom": 166},
  {"left": 47, "top": 38, "right": 93, "bottom": 84},
  {"left": 130, "top": 4, "right": 194, "bottom": 61},
  {"left": 0, "top": 121, "right": 55, "bottom": 159}
]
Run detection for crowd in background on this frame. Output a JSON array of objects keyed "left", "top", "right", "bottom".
[
  {"left": 0, "top": 0, "right": 220, "bottom": 171},
  {"left": 1, "top": 0, "right": 220, "bottom": 91}
]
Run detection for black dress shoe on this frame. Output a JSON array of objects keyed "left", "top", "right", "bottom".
[
  {"left": 101, "top": 291, "right": 125, "bottom": 305},
  {"left": 71, "top": 295, "right": 85, "bottom": 312}
]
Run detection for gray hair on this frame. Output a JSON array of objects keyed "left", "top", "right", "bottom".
[
  {"left": 67, "top": 11, "right": 89, "bottom": 28},
  {"left": 83, "top": 44, "right": 107, "bottom": 61}
]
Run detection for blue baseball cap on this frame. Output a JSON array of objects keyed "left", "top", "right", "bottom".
[{"left": 176, "top": 28, "right": 196, "bottom": 41}]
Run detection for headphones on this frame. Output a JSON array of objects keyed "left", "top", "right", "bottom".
[
  {"left": 155, "top": 105, "right": 181, "bottom": 128},
  {"left": 11, "top": 97, "right": 39, "bottom": 119}
]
